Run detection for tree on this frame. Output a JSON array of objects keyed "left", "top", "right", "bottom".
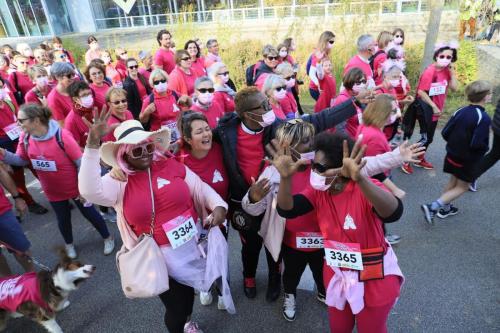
[{"left": 420, "top": 0, "right": 445, "bottom": 72}]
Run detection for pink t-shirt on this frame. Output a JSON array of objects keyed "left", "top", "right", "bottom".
[
  {"left": 279, "top": 92, "right": 297, "bottom": 117},
  {"left": 16, "top": 129, "right": 82, "bottom": 201},
  {"left": 0, "top": 186, "right": 12, "bottom": 215},
  {"left": 47, "top": 89, "right": 72, "bottom": 121},
  {"left": 24, "top": 87, "right": 51, "bottom": 106},
  {"left": 272, "top": 102, "right": 286, "bottom": 120},
  {"left": 333, "top": 90, "right": 362, "bottom": 138},
  {"left": 64, "top": 109, "right": 90, "bottom": 148},
  {"left": 154, "top": 48, "right": 175, "bottom": 74},
  {"left": 373, "top": 52, "right": 387, "bottom": 85},
  {"left": 138, "top": 68, "right": 152, "bottom": 82},
  {"left": 90, "top": 83, "right": 110, "bottom": 111},
  {"left": 135, "top": 78, "right": 148, "bottom": 100},
  {"left": 343, "top": 55, "right": 373, "bottom": 86},
  {"left": 8, "top": 71, "right": 34, "bottom": 99},
  {"left": 0, "top": 272, "right": 49, "bottom": 312},
  {"left": 102, "top": 111, "right": 134, "bottom": 142},
  {"left": 140, "top": 91, "right": 180, "bottom": 131},
  {"left": 356, "top": 124, "right": 391, "bottom": 157},
  {"left": 115, "top": 60, "right": 127, "bottom": 80},
  {"left": 0, "top": 102, "right": 18, "bottom": 140},
  {"left": 191, "top": 57, "right": 206, "bottom": 77},
  {"left": 416, "top": 64, "right": 452, "bottom": 121},
  {"left": 123, "top": 158, "right": 197, "bottom": 246},
  {"left": 191, "top": 100, "right": 225, "bottom": 128},
  {"left": 214, "top": 91, "right": 235, "bottom": 113},
  {"left": 106, "top": 65, "right": 122, "bottom": 85}
]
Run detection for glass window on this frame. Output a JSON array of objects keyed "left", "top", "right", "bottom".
[
  {"left": 44, "top": 0, "right": 73, "bottom": 34},
  {"left": 0, "top": 0, "right": 50, "bottom": 37}
]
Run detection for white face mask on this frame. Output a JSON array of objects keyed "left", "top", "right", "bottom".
[
  {"left": 79, "top": 95, "right": 94, "bottom": 108},
  {"left": 90, "top": 43, "right": 99, "bottom": 50},
  {"left": 258, "top": 110, "right": 276, "bottom": 127},
  {"left": 274, "top": 89, "right": 287, "bottom": 100},
  {"left": 286, "top": 78, "right": 296, "bottom": 89},
  {"left": 198, "top": 92, "right": 214, "bottom": 105},
  {"left": 221, "top": 73, "right": 229, "bottom": 84},
  {"left": 36, "top": 76, "right": 49, "bottom": 87},
  {"left": 102, "top": 56, "right": 111, "bottom": 65},
  {"left": 279, "top": 50, "right": 288, "bottom": 58},
  {"left": 389, "top": 79, "right": 400, "bottom": 87},
  {"left": 154, "top": 81, "right": 168, "bottom": 93},
  {"left": 309, "top": 170, "right": 335, "bottom": 191},
  {"left": 300, "top": 151, "right": 315, "bottom": 161},
  {"left": 437, "top": 58, "right": 451, "bottom": 67},
  {"left": 120, "top": 53, "right": 128, "bottom": 60},
  {"left": 352, "top": 83, "right": 366, "bottom": 93},
  {"left": 0, "top": 88, "right": 7, "bottom": 100},
  {"left": 394, "top": 37, "right": 403, "bottom": 45}
]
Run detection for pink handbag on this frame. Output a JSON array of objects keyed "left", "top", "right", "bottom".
[{"left": 116, "top": 169, "right": 169, "bottom": 298}]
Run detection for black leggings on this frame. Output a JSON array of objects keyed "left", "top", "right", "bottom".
[
  {"left": 158, "top": 278, "right": 194, "bottom": 333},
  {"left": 282, "top": 245, "right": 325, "bottom": 296},
  {"left": 474, "top": 132, "right": 500, "bottom": 178},
  {"left": 239, "top": 228, "right": 280, "bottom": 278},
  {"left": 422, "top": 120, "right": 438, "bottom": 149}
]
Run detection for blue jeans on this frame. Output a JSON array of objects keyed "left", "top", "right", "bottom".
[
  {"left": 488, "top": 22, "right": 500, "bottom": 41},
  {"left": 49, "top": 199, "right": 110, "bottom": 244},
  {"left": 0, "top": 210, "right": 31, "bottom": 252}
]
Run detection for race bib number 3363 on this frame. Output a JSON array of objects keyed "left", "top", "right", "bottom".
[
  {"left": 296, "top": 232, "right": 323, "bottom": 249},
  {"left": 162, "top": 212, "right": 197, "bottom": 249},
  {"left": 324, "top": 240, "right": 363, "bottom": 271}
]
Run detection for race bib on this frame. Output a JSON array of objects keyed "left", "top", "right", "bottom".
[
  {"left": 357, "top": 111, "right": 363, "bottom": 125},
  {"left": 3, "top": 123, "right": 21, "bottom": 140},
  {"left": 31, "top": 159, "right": 57, "bottom": 172},
  {"left": 161, "top": 121, "right": 180, "bottom": 142},
  {"left": 162, "top": 211, "right": 197, "bottom": 249},
  {"left": 296, "top": 232, "right": 324, "bottom": 249},
  {"left": 429, "top": 82, "right": 447, "bottom": 97},
  {"left": 324, "top": 240, "right": 363, "bottom": 271}
]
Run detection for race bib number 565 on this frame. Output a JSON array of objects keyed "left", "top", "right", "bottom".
[
  {"left": 31, "top": 159, "right": 57, "bottom": 172},
  {"left": 324, "top": 240, "right": 363, "bottom": 271}
]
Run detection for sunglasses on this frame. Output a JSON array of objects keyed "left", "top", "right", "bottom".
[
  {"left": 120, "top": 52, "right": 128, "bottom": 56},
  {"left": 128, "top": 65, "right": 139, "bottom": 69},
  {"left": 247, "top": 99, "right": 272, "bottom": 112},
  {"left": 438, "top": 55, "right": 452, "bottom": 60},
  {"left": 153, "top": 79, "right": 167, "bottom": 85},
  {"left": 217, "top": 71, "right": 229, "bottom": 76},
  {"left": 311, "top": 162, "right": 333, "bottom": 174},
  {"left": 127, "top": 142, "right": 155, "bottom": 159},
  {"left": 59, "top": 54, "right": 67, "bottom": 59},
  {"left": 19, "top": 61, "right": 29, "bottom": 65},
  {"left": 198, "top": 88, "right": 214, "bottom": 93},
  {"left": 395, "top": 35, "right": 403, "bottom": 38},
  {"left": 284, "top": 75, "right": 296, "bottom": 80},
  {"left": 328, "top": 40, "right": 335, "bottom": 44},
  {"left": 355, "top": 79, "right": 367, "bottom": 85},
  {"left": 181, "top": 57, "right": 190, "bottom": 61},
  {"left": 111, "top": 99, "right": 127, "bottom": 105},
  {"left": 275, "top": 86, "right": 287, "bottom": 92},
  {"left": 267, "top": 56, "right": 279, "bottom": 61}
]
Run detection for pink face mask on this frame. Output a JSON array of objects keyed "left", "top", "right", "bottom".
[
  {"left": 286, "top": 78, "right": 296, "bottom": 89},
  {"left": 79, "top": 95, "right": 94, "bottom": 108},
  {"left": 273, "top": 89, "right": 287, "bottom": 100},
  {"left": 437, "top": 57, "right": 451, "bottom": 67},
  {"left": 352, "top": 83, "right": 366, "bottom": 94},
  {"left": 198, "top": 92, "right": 214, "bottom": 105}
]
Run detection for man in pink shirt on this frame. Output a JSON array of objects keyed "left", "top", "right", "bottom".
[
  {"left": 154, "top": 29, "right": 175, "bottom": 74},
  {"left": 343, "top": 35, "right": 378, "bottom": 89}
]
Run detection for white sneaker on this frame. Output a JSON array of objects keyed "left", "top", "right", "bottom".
[
  {"left": 184, "top": 321, "right": 204, "bottom": 333},
  {"left": 199, "top": 291, "right": 213, "bottom": 305},
  {"left": 65, "top": 244, "right": 77, "bottom": 259},
  {"left": 217, "top": 296, "right": 226, "bottom": 310},
  {"left": 282, "top": 293, "right": 296, "bottom": 321},
  {"left": 103, "top": 237, "right": 115, "bottom": 255},
  {"left": 386, "top": 234, "right": 401, "bottom": 245}
]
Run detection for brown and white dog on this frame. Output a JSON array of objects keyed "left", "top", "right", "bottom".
[{"left": 0, "top": 251, "right": 95, "bottom": 333}]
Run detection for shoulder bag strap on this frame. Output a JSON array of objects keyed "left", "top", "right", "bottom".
[{"left": 147, "top": 168, "right": 156, "bottom": 235}]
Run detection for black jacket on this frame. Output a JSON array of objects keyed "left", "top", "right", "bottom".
[
  {"left": 254, "top": 62, "right": 274, "bottom": 83},
  {"left": 213, "top": 99, "right": 358, "bottom": 205},
  {"left": 123, "top": 74, "right": 152, "bottom": 119},
  {"left": 402, "top": 98, "right": 434, "bottom": 140}
]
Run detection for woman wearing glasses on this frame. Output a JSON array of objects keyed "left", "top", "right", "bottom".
[
  {"left": 275, "top": 63, "right": 298, "bottom": 119},
  {"left": 123, "top": 57, "right": 152, "bottom": 120},
  {"left": 254, "top": 45, "right": 280, "bottom": 90},
  {"left": 167, "top": 50, "right": 198, "bottom": 97},
  {"left": 0, "top": 104, "right": 114, "bottom": 259},
  {"left": 262, "top": 74, "right": 288, "bottom": 120},
  {"left": 190, "top": 77, "right": 224, "bottom": 129},
  {"left": 100, "top": 50, "right": 123, "bottom": 87},
  {"left": 47, "top": 62, "right": 76, "bottom": 125},
  {"left": 308, "top": 31, "right": 336, "bottom": 101},
  {"left": 403, "top": 42, "right": 458, "bottom": 173},
  {"left": 8, "top": 55, "right": 34, "bottom": 105},
  {"left": 207, "top": 62, "right": 235, "bottom": 114},
  {"left": 85, "top": 60, "right": 111, "bottom": 111},
  {"left": 271, "top": 131, "right": 406, "bottom": 333},
  {"left": 140, "top": 69, "right": 183, "bottom": 141},
  {"left": 102, "top": 88, "right": 133, "bottom": 142},
  {"left": 332, "top": 68, "right": 367, "bottom": 138},
  {"left": 79, "top": 116, "right": 229, "bottom": 333}
]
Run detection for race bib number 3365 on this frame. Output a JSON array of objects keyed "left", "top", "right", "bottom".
[{"left": 324, "top": 240, "right": 363, "bottom": 271}]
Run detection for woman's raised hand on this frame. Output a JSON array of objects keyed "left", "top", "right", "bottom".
[
  {"left": 265, "top": 139, "right": 309, "bottom": 179},
  {"left": 398, "top": 140, "right": 425, "bottom": 163},
  {"left": 249, "top": 177, "right": 271, "bottom": 203},
  {"left": 83, "top": 106, "right": 118, "bottom": 147},
  {"left": 335, "top": 139, "right": 367, "bottom": 182}
]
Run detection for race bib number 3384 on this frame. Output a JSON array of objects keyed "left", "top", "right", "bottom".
[{"left": 324, "top": 240, "right": 363, "bottom": 271}]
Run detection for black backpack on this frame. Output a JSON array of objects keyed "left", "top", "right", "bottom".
[{"left": 245, "top": 61, "right": 262, "bottom": 86}]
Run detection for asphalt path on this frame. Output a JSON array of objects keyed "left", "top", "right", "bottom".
[{"left": 3, "top": 133, "right": 500, "bottom": 333}]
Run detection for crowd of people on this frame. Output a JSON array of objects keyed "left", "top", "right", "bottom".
[{"left": 0, "top": 26, "right": 497, "bottom": 333}]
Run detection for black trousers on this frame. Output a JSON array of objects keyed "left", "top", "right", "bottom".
[
  {"left": 282, "top": 245, "right": 325, "bottom": 296},
  {"left": 422, "top": 120, "right": 438, "bottom": 149},
  {"left": 158, "top": 278, "right": 194, "bottom": 333},
  {"left": 239, "top": 228, "right": 280, "bottom": 279},
  {"left": 474, "top": 132, "right": 500, "bottom": 178}
]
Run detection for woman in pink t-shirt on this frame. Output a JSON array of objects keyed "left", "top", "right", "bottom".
[
  {"left": 47, "top": 62, "right": 76, "bottom": 125},
  {"left": 0, "top": 104, "right": 114, "bottom": 259},
  {"left": 85, "top": 35, "right": 101, "bottom": 66},
  {"left": 100, "top": 50, "right": 123, "bottom": 87},
  {"left": 373, "top": 31, "right": 394, "bottom": 86},
  {"left": 24, "top": 65, "right": 51, "bottom": 106},
  {"left": 102, "top": 88, "right": 134, "bottom": 142},
  {"left": 84, "top": 61, "right": 111, "bottom": 111},
  {"left": 275, "top": 63, "right": 298, "bottom": 118},
  {"left": 262, "top": 74, "right": 288, "bottom": 120},
  {"left": 207, "top": 62, "right": 235, "bottom": 113},
  {"left": 407, "top": 42, "right": 458, "bottom": 172},
  {"left": 8, "top": 55, "right": 34, "bottom": 105},
  {"left": 313, "top": 58, "right": 337, "bottom": 113},
  {"left": 190, "top": 77, "right": 224, "bottom": 129},
  {"left": 168, "top": 50, "right": 198, "bottom": 97},
  {"left": 185, "top": 40, "right": 206, "bottom": 77},
  {"left": 308, "top": 31, "right": 335, "bottom": 101}
]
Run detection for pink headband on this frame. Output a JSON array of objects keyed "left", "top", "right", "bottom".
[{"left": 434, "top": 41, "right": 459, "bottom": 52}]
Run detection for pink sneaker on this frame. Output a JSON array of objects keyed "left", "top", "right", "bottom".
[{"left": 184, "top": 321, "right": 204, "bottom": 333}]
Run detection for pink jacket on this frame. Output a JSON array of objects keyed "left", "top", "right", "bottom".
[{"left": 241, "top": 148, "right": 406, "bottom": 262}]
